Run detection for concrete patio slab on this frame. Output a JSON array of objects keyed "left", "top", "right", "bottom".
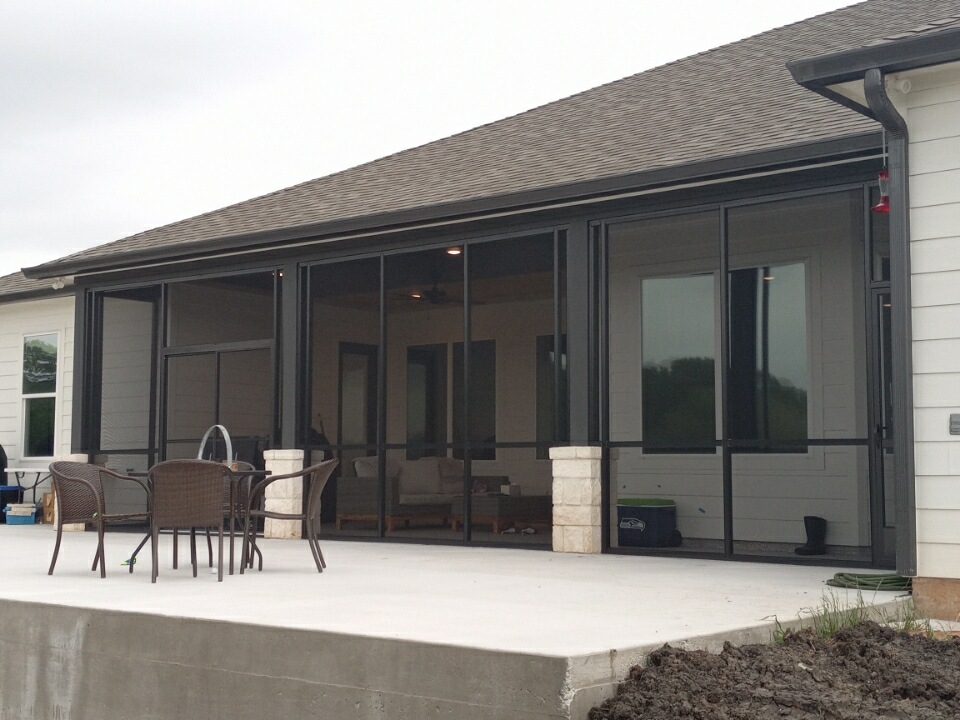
[{"left": 0, "top": 525, "right": 907, "bottom": 719}]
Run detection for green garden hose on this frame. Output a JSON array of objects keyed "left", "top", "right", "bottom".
[{"left": 826, "top": 572, "right": 911, "bottom": 591}]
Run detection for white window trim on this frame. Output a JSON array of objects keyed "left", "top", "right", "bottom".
[{"left": 20, "top": 331, "right": 60, "bottom": 460}]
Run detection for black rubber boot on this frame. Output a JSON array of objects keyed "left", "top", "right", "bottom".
[{"left": 795, "top": 516, "right": 827, "bottom": 555}]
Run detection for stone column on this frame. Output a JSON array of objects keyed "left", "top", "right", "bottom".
[
  {"left": 550, "top": 446, "right": 602, "bottom": 554},
  {"left": 263, "top": 449, "right": 304, "bottom": 539}
]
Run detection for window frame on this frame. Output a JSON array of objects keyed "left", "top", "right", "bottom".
[{"left": 21, "top": 331, "right": 60, "bottom": 460}]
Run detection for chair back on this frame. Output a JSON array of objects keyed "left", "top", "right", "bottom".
[
  {"left": 304, "top": 459, "right": 339, "bottom": 520},
  {"left": 149, "top": 460, "right": 226, "bottom": 528},
  {"left": 49, "top": 461, "right": 105, "bottom": 523}
]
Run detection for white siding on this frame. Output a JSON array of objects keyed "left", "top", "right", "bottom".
[
  {"left": 901, "top": 64, "right": 960, "bottom": 578},
  {"left": 0, "top": 295, "right": 75, "bottom": 495}
]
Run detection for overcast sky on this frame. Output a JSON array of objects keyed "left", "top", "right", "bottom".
[{"left": 1, "top": 0, "right": 858, "bottom": 275}]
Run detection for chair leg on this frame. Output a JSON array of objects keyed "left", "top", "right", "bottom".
[
  {"left": 240, "top": 514, "right": 250, "bottom": 574},
  {"left": 217, "top": 526, "right": 224, "bottom": 583},
  {"left": 151, "top": 526, "right": 159, "bottom": 583},
  {"left": 173, "top": 528, "right": 179, "bottom": 569},
  {"left": 228, "top": 516, "right": 236, "bottom": 575},
  {"left": 48, "top": 523, "right": 64, "bottom": 575},
  {"left": 129, "top": 533, "right": 150, "bottom": 574},
  {"left": 206, "top": 529, "right": 213, "bottom": 568},
  {"left": 190, "top": 529, "right": 198, "bottom": 577},
  {"left": 305, "top": 518, "right": 322, "bottom": 573},
  {"left": 97, "top": 524, "right": 107, "bottom": 578}
]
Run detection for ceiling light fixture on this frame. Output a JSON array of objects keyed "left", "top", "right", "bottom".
[{"left": 446, "top": 247, "right": 462, "bottom": 255}]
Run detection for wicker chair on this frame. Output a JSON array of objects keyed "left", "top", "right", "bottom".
[
  {"left": 47, "top": 461, "right": 150, "bottom": 578},
  {"left": 148, "top": 460, "right": 228, "bottom": 583},
  {"left": 241, "top": 459, "right": 338, "bottom": 574},
  {"left": 220, "top": 460, "right": 262, "bottom": 574}
]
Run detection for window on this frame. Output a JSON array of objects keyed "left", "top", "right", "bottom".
[
  {"left": 22, "top": 333, "right": 58, "bottom": 457},
  {"left": 728, "top": 262, "right": 808, "bottom": 450},
  {"left": 637, "top": 263, "right": 807, "bottom": 453},
  {"left": 641, "top": 275, "right": 716, "bottom": 452}
]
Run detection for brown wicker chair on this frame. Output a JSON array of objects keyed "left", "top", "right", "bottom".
[
  {"left": 47, "top": 461, "right": 150, "bottom": 578},
  {"left": 148, "top": 460, "right": 228, "bottom": 582},
  {"left": 241, "top": 459, "right": 338, "bottom": 574},
  {"left": 218, "top": 460, "right": 262, "bottom": 574}
]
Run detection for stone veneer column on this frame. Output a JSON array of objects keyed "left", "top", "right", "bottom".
[
  {"left": 262, "top": 449, "right": 304, "bottom": 539},
  {"left": 549, "top": 446, "right": 602, "bottom": 554}
]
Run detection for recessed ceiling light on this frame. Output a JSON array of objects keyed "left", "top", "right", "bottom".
[
  {"left": 411, "top": 293, "right": 422, "bottom": 299},
  {"left": 446, "top": 247, "right": 462, "bottom": 255}
]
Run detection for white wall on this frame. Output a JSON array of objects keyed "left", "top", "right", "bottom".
[
  {"left": 895, "top": 62, "right": 960, "bottom": 578},
  {"left": 311, "top": 295, "right": 556, "bottom": 495},
  {"left": 0, "top": 295, "right": 75, "bottom": 498}
]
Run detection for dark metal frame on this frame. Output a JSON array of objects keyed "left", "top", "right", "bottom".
[
  {"left": 300, "top": 228, "right": 568, "bottom": 544},
  {"left": 598, "top": 178, "right": 883, "bottom": 564},
  {"left": 83, "top": 268, "right": 281, "bottom": 467},
  {"left": 67, "top": 141, "right": 902, "bottom": 561}
]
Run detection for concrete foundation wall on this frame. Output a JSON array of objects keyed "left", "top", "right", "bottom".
[{"left": 0, "top": 599, "right": 588, "bottom": 720}]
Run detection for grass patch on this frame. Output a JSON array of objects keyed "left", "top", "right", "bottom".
[{"left": 770, "top": 591, "right": 932, "bottom": 645}]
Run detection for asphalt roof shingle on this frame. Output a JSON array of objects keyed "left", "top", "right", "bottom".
[
  {"left": 28, "top": 0, "right": 960, "bottom": 276},
  {"left": 0, "top": 271, "right": 66, "bottom": 301}
]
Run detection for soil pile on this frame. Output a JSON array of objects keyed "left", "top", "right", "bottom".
[{"left": 590, "top": 621, "right": 960, "bottom": 719}]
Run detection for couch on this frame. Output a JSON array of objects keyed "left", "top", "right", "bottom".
[{"left": 335, "top": 456, "right": 507, "bottom": 531}]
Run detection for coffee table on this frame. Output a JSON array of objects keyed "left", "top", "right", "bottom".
[{"left": 450, "top": 494, "right": 552, "bottom": 534}]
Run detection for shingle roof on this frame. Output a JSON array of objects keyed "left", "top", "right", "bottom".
[
  {"left": 27, "top": 0, "right": 960, "bottom": 278},
  {"left": 0, "top": 271, "right": 68, "bottom": 302},
  {"left": 865, "top": 14, "right": 960, "bottom": 45}
]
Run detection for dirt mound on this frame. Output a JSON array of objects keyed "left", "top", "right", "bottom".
[{"left": 590, "top": 621, "right": 960, "bottom": 719}]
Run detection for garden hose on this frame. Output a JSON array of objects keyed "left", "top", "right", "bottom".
[{"left": 826, "top": 572, "right": 911, "bottom": 591}]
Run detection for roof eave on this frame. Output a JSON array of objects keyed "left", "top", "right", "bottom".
[
  {"left": 0, "top": 287, "right": 72, "bottom": 305},
  {"left": 788, "top": 26, "right": 960, "bottom": 87},
  {"left": 24, "top": 131, "right": 881, "bottom": 280}
]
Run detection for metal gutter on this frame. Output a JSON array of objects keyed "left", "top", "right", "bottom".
[
  {"left": 22, "top": 133, "right": 881, "bottom": 280},
  {"left": 788, "top": 26, "right": 960, "bottom": 87},
  {"left": 863, "top": 68, "right": 917, "bottom": 578}
]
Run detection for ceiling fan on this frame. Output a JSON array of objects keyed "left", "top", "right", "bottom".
[{"left": 412, "top": 282, "right": 450, "bottom": 304}]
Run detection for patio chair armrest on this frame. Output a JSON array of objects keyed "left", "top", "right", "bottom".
[{"left": 97, "top": 467, "right": 150, "bottom": 497}]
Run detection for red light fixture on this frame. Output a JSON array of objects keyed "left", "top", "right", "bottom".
[{"left": 872, "top": 169, "right": 890, "bottom": 214}]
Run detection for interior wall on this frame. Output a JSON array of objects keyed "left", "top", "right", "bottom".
[
  {"left": 100, "top": 298, "right": 152, "bottom": 453},
  {"left": 311, "top": 296, "right": 555, "bottom": 495}
]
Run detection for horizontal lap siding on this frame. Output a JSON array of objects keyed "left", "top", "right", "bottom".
[
  {"left": 905, "top": 71, "right": 960, "bottom": 578},
  {"left": 0, "top": 296, "right": 75, "bottom": 468}
]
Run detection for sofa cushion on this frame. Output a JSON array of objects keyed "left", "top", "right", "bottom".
[
  {"left": 399, "top": 493, "right": 451, "bottom": 506},
  {"left": 437, "top": 457, "right": 464, "bottom": 479},
  {"left": 353, "top": 456, "right": 400, "bottom": 479},
  {"left": 399, "top": 458, "right": 442, "bottom": 494}
]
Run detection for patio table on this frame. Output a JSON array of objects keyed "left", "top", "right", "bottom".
[
  {"left": 126, "top": 467, "right": 270, "bottom": 575},
  {"left": 5, "top": 468, "right": 50, "bottom": 505}
]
